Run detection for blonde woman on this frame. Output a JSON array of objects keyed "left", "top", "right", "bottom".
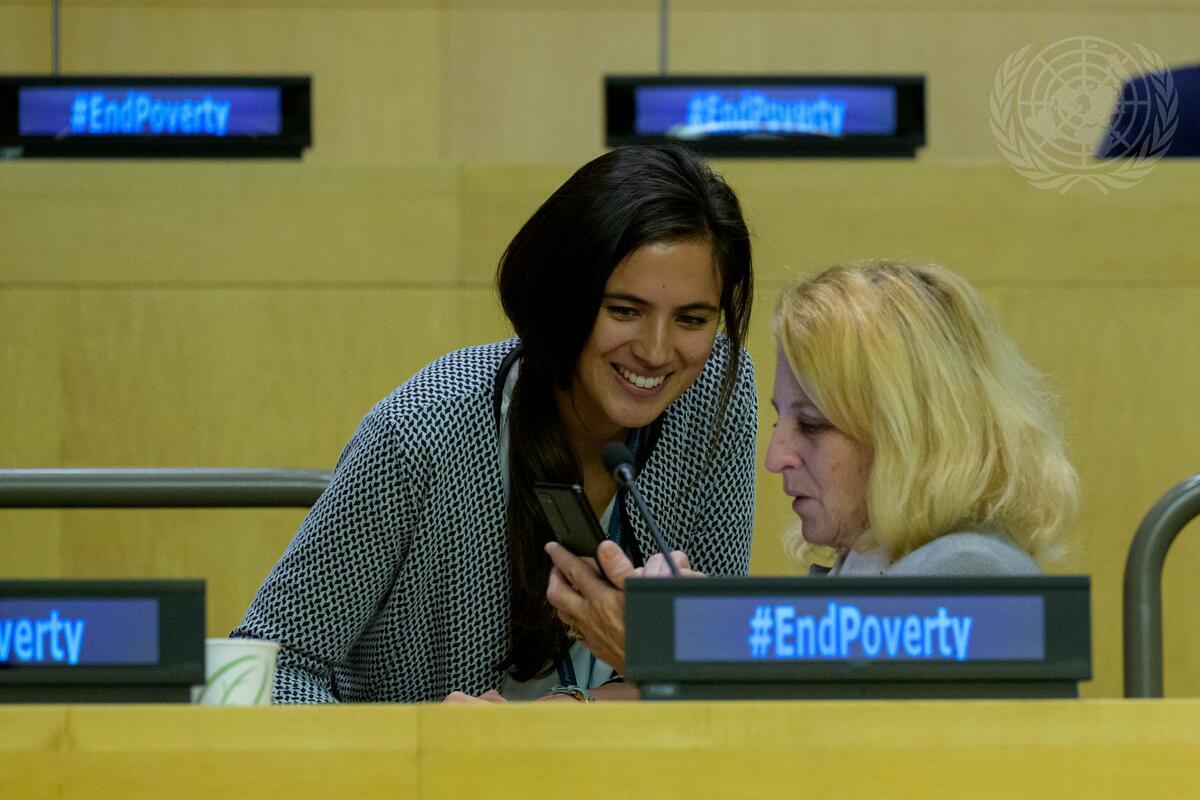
[
  {"left": 545, "top": 261, "right": 1078, "bottom": 674},
  {"left": 768, "top": 261, "right": 1076, "bottom": 576}
]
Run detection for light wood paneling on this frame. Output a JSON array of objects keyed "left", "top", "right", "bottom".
[
  {"left": 444, "top": 6, "right": 658, "bottom": 162},
  {"left": 0, "top": 6, "right": 49, "bottom": 72},
  {"left": 6, "top": 162, "right": 1197, "bottom": 287},
  {"left": 0, "top": 508, "right": 309, "bottom": 637},
  {"left": 0, "top": 287, "right": 509, "bottom": 465},
  {"left": 3, "top": 701, "right": 1200, "bottom": 799},
  {"left": 455, "top": 163, "right": 577, "bottom": 281},
  {"left": 721, "top": 161, "right": 1200, "bottom": 286},
  {"left": 990, "top": 286, "right": 1200, "bottom": 699},
  {"left": 0, "top": 705, "right": 420, "bottom": 799},
  {"left": 0, "top": 164, "right": 460, "bottom": 284},
  {"left": 0, "top": 513, "right": 65, "bottom": 577},
  {"left": 1163, "top": 520, "right": 1200, "bottom": 697},
  {"left": 421, "top": 700, "right": 1200, "bottom": 798},
  {"left": 980, "top": 286, "right": 1200, "bottom": 699}
]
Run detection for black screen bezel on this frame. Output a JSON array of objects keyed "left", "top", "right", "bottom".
[
  {"left": 625, "top": 575, "right": 1090, "bottom": 684},
  {"left": 605, "top": 74, "right": 925, "bottom": 158},
  {"left": 0, "top": 579, "right": 205, "bottom": 686},
  {"left": 0, "top": 75, "right": 311, "bottom": 159}
]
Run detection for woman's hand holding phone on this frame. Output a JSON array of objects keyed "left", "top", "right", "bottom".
[{"left": 543, "top": 540, "right": 695, "bottom": 673}]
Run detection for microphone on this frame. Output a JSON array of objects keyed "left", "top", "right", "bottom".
[{"left": 602, "top": 442, "right": 680, "bottom": 577}]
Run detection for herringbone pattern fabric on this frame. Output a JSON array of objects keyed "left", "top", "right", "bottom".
[{"left": 233, "top": 337, "right": 756, "bottom": 702}]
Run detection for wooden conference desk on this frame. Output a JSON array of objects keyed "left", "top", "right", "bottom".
[{"left": 3, "top": 700, "right": 1199, "bottom": 799}]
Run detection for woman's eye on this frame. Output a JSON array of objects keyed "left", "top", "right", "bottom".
[
  {"left": 607, "top": 305, "right": 636, "bottom": 319},
  {"left": 797, "top": 419, "right": 831, "bottom": 436},
  {"left": 678, "top": 314, "right": 711, "bottom": 328}
]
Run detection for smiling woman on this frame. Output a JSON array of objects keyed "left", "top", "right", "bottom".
[
  {"left": 565, "top": 240, "right": 722, "bottom": 456},
  {"left": 232, "top": 145, "right": 757, "bottom": 704}
]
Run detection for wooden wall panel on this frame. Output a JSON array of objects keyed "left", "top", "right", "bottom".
[
  {"left": 1163, "top": 522, "right": 1200, "bottom": 697},
  {"left": 4, "top": 701, "right": 1200, "bottom": 799},
  {"left": 0, "top": 508, "right": 308, "bottom": 637},
  {"left": 4, "top": 162, "right": 1198, "bottom": 287},
  {"left": 0, "top": 513, "right": 65, "bottom": 577},
  {"left": 0, "top": 287, "right": 509, "bottom": 465},
  {"left": 455, "top": 164, "right": 577, "bottom": 282},
  {"left": 720, "top": 161, "right": 1200, "bottom": 286},
  {"left": 444, "top": 6, "right": 658, "bottom": 162},
  {"left": 983, "top": 286, "right": 1200, "bottom": 698},
  {"left": 0, "top": 164, "right": 461, "bottom": 284},
  {"left": 0, "top": 6, "right": 49, "bottom": 72}
]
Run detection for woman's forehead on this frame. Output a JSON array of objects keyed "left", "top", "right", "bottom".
[{"left": 772, "top": 350, "right": 817, "bottom": 408}]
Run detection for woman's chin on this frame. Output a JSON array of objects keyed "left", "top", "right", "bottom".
[
  {"left": 601, "top": 403, "right": 665, "bottom": 432},
  {"left": 798, "top": 520, "right": 838, "bottom": 550},
  {"left": 801, "top": 534, "right": 834, "bottom": 549}
]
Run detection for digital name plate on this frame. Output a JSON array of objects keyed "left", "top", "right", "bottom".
[
  {"left": 0, "top": 76, "right": 311, "bottom": 159},
  {"left": 625, "top": 576, "right": 1090, "bottom": 700},
  {"left": 0, "top": 580, "right": 204, "bottom": 703},
  {"left": 606, "top": 75, "right": 925, "bottom": 157}
]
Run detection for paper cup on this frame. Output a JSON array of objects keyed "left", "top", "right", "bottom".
[{"left": 193, "top": 637, "right": 280, "bottom": 706}]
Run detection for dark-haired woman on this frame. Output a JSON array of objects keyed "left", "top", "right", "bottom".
[{"left": 233, "top": 145, "right": 757, "bottom": 702}]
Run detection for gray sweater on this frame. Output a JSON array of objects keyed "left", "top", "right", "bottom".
[{"left": 837, "top": 531, "right": 1041, "bottom": 577}]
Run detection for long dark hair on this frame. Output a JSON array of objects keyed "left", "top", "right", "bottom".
[{"left": 496, "top": 144, "right": 752, "bottom": 681}]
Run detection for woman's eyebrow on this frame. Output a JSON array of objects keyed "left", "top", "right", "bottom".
[
  {"left": 796, "top": 404, "right": 831, "bottom": 421},
  {"left": 602, "top": 292, "right": 646, "bottom": 304},
  {"left": 678, "top": 301, "right": 721, "bottom": 313},
  {"left": 770, "top": 398, "right": 812, "bottom": 414},
  {"left": 603, "top": 292, "right": 719, "bottom": 313}
]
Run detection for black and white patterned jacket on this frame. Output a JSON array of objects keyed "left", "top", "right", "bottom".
[{"left": 233, "top": 337, "right": 757, "bottom": 702}]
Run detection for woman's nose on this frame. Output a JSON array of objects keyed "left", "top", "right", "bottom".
[
  {"left": 765, "top": 424, "right": 800, "bottom": 474},
  {"left": 630, "top": 319, "right": 671, "bottom": 366}
]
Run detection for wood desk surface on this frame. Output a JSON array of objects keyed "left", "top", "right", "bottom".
[{"left": 3, "top": 699, "right": 1198, "bottom": 799}]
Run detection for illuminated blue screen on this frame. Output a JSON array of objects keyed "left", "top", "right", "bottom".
[
  {"left": 0, "top": 598, "right": 159, "bottom": 666},
  {"left": 18, "top": 86, "right": 281, "bottom": 137},
  {"left": 635, "top": 85, "right": 897, "bottom": 139},
  {"left": 675, "top": 595, "right": 1044, "bottom": 662}
]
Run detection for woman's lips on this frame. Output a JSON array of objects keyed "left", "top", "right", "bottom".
[{"left": 612, "top": 363, "right": 668, "bottom": 397}]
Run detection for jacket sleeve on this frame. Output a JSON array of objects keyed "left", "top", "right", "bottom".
[
  {"left": 231, "top": 404, "right": 427, "bottom": 703},
  {"left": 682, "top": 348, "right": 758, "bottom": 577}
]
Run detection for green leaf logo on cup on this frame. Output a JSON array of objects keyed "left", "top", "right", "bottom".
[{"left": 195, "top": 638, "right": 280, "bottom": 706}]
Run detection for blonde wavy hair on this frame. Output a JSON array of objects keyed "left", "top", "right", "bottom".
[{"left": 775, "top": 261, "right": 1078, "bottom": 567}]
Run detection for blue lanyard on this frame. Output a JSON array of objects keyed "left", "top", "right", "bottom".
[
  {"left": 555, "top": 428, "right": 641, "bottom": 687},
  {"left": 556, "top": 649, "right": 594, "bottom": 687}
]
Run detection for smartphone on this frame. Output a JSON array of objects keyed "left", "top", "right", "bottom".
[{"left": 534, "top": 482, "right": 607, "bottom": 558}]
